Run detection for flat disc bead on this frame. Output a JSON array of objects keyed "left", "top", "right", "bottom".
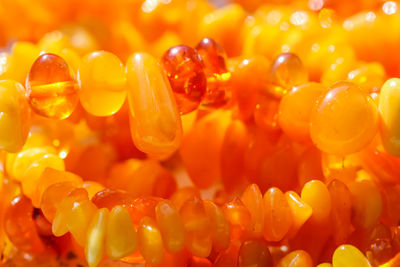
[
  {"left": 26, "top": 53, "right": 78, "bottom": 119},
  {"left": 78, "top": 51, "right": 126, "bottom": 116},
  {"left": 161, "top": 45, "right": 206, "bottom": 114},
  {"left": 310, "top": 81, "right": 378, "bottom": 155}
]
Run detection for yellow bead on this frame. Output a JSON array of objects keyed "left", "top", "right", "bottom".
[
  {"left": 106, "top": 205, "right": 138, "bottom": 260},
  {"left": 85, "top": 208, "right": 108, "bottom": 267},
  {"left": 8, "top": 147, "right": 50, "bottom": 180},
  {"left": 67, "top": 199, "right": 97, "bottom": 246},
  {"left": 317, "top": 264, "right": 333, "bottom": 267},
  {"left": 78, "top": 51, "right": 127, "bottom": 116},
  {"left": 301, "top": 180, "right": 331, "bottom": 222},
  {"left": 126, "top": 52, "right": 182, "bottom": 158},
  {"left": 0, "top": 80, "right": 30, "bottom": 153},
  {"left": 138, "top": 216, "right": 164, "bottom": 265},
  {"left": 379, "top": 78, "right": 400, "bottom": 156},
  {"left": 332, "top": 245, "right": 371, "bottom": 267}
]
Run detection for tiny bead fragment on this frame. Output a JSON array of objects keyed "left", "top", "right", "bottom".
[
  {"left": 138, "top": 216, "right": 164, "bottom": 265},
  {"left": 78, "top": 51, "right": 126, "bottom": 116},
  {"left": 161, "top": 45, "right": 207, "bottom": 114},
  {"left": 241, "top": 184, "right": 264, "bottom": 235},
  {"left": 278, "top": 250, "right": 313, "bottom": 267},
  {"left": 26, "top": 53, "right": 78, "bottom": 119},
  {"left": 310, "top": 81, "right": 378, "bottom": 155},
  {"left": 238, "top": 239, "right": 273, "bottom": 267},
  {"left": 285, "top": 191, "right": 312, "bottom": 237},
  {"left": 85, "top": 208, "right": 108, "bottom": 267},
  {"left": 332, "top": 245, "right": 372, "bottom": 267},
  {"left": 126, "top": 52, "right": 182, "bottom": 157},
  {"left": 301, "top": 180, "right": 331, "bottom": 222},
  {"left": 379, "top": 78, "right": 400, "bottom": 156},
  {"left": 203, "top": 200, "right": 230, "bottom": 251},
  {"left": 106, "top": 205, "right": 138, "bottom": 260},
  {"left": 0, "top": 80, "right": 31, "bottom": 153},
  {"left": 155, "top": 200, "right": 185, "bottom": 253}
]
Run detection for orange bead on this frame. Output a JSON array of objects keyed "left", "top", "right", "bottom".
[
  {"left": 278, "top": 82, "right": 325, "bottom": 142},
  {"left": 203, "top": 200, "right": 230, "bottom": 251},
  {"left": 301, "top": 180, "right": 331, "bottom": 223},
  {"left": 263, "top": 187, "right": 292, "bottom": 242},
  {"left": 241, "top": 184, "right": 264, "bottom": 236},
  {"left": 171, "top": 187, "right": 201, "bottom": 211},
  {"left": 310, "top": 81, "right": 378, "bottom": 155},
  {"left": 4, "top": 195, "right": 44, "bottom": 253},
  {"left": 138, "top": 216, "right": 164, "bottom": 265},
  {"left": 126, "top": 52, "right": 182, "bottom": 158},
  {"left": 238, "top": 239, "right": 273, "bottom": 267},
  {"left": 155, "top": 200, "right": 185, "bottom": 253},
  {"left": 222, "top": 197, "right": 251, "bottom": 241},
  {"left": 26, "top": 53, "right": 78, "bottom": 119},
  {"left": 161, "top": 45, "right": 207, "bottom": 114},
  {"left": 253, "top": 93, "right": 281, "bottom": 133},
  {"left": 285, "top": 191, "right": 312, "bottom": 237},
  {"left": 195, "top": 38, "right": 231, "bottom": 107},
  {"left": 188, "top": 256, "right": 213, "bottom": 267},
  {"left": 214, "top": 241, "right": 241, "bottom": 267},
  {"left": 278, "top": 250, "right": 313, "bottom": 267},
  {"left": 180, "top": 197, "right": 212, "bottom": 257}
]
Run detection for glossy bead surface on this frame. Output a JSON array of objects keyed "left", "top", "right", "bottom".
[
  {"left": 0, "top": 80, "right": 30, "bottom": 152},
  {"left": 126, "top": 52, "right": 182, "bottom": 157},
  {"left": 278, "top": 250, "right": 313, "bottom": 267},
  {"left": 310, "top": 81, "right": 378, "bottom": 155},
  {"left": 138, "top": 216, "right": 164, "bottom": 265},
  {"left": 26, "top": 53, "right": 78, "bottom": 119},
  {"left": 68, "top": 198, "right": 98, "bottom": 246},
  {"left": 85, "top": 208, "right": 108, "bottom": 267},
  {"left": 203, "top": 200, "right": 230, "bottom": 251},
  {"left": 332, "top": 245, "right": 372, "bottom": 267},
  {"left": 161, "top": 45, "right": 206, "bottom": 114},
  {"left": 222, "top": 197, "right": 251, "bottom": 241},
  {"left": 241, "top": 184, "right": 264, "bottom": 236},
  {"left": 301, "top": 180, "right": 331, "bottom": 223},
  {"left": 285, "top": 191, "right": 312, "bottom": 237},
  {"left": 238, "top": 239, "right": 273, "bottom": 267},
  {"left": 78, "top": 51, "right": 126, "bottom": 116}
]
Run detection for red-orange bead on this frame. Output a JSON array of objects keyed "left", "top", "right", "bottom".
[
  {"left": 26, "top": 53, "right": 78, "bottom": 119},
  {"left": 161, "top": 45, "right": 207, "bottom": 114},
  {"left": 241, "top": 184, "right": 264, "bottom": 236}
]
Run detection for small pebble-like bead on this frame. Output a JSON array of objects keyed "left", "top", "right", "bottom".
[
  {"left": 155, "top": 200, "right": 185, "bottom": 253},
  {"left": 278, "top": 250, "right": 313, "bottom": 267},
  {"left": 347, "top": 62, "right": 385, "bottom": 93},
  {"left": 78, "top": 51, "right": 126, "bottom": 116},
  {"left": 68, "top": 198, "right": 98, "bottom": 246},
  {"left": 263, "top": 187, "right": 292, "bottom": 241},
  {"left": 285, "top": 191, "right": 312, "bottom": 237},
  {"left": 241, "top": 184, "right": 264, "bottom": 235},
  {"left": 0, "top": 80, "right": 30, "bottom": 152},
  {"left": 85, "top": 208, "right": 108, "bottom": 267},
  {"left": 238, "top": 239, "right": 273, "bottom": 267},
  {"left": 301, "top": 180, "right": 331, "bottom": 223},
  {"left": 222, "top": 197, "right": 251, "bottom": 241},
  {"left": 26, "top": 53, "right": 78, "bottom": 119},
  {"left": 310, "top": 81, "right": 378, "bottom": 155},
  {"left": 379, "top": 78, "right": 400, "bottom": 156},
  {"left": 138, "top": 216, "right": 164, "bottom": 265},
  {"left": 106, "top": 205, "right": 138, "bottom": 260},
  {"left": 203, "top": 200, "right": 230, "bottom": 251},
  {"left": 332, "top": 245, "right": 372, "bottom": 267},
  {"left": 161, "top": 45, "right": 207, "bottom": 114},
  {"left": 126, "top": 52, "right": 182, "bottom": 157}
]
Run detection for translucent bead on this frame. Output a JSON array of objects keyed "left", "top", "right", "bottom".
[
  {"left": 222, "top": 197, "right": 251, "bottom": 241},
  {"left": 155, "top": 200, "right": 185, "bottom": 253},
  {"left": 278, "top": 250, "right": 313, "bottom": 267},
  {"left": 347, "top": 62, "right": 385, "bottom": 93},
  {"left": 278, "top": 82, "right": 325, "bottom": 142},
  {"left": 301, "top": 180, "right": 331, "bottom": 223},
  {"left": 310, "top": 81, "right": 378, "bottom": 155},
  {"left": 241, "top": 184, "right": 264, "bottom": 235},
  {"left": 26, "top": 53, "right": 78, "bottom": 119},
  {"left": 238, "top": 239, "right": 273, "bottom": 267},
  {"left": 85, "top": 208, "right": 108, "bottom": 267},
  {"left": 263, "top": 187, "right": 292, "bottom": 242},
  {"left": 68, "top": 198, "right": 98, "bottom": 246},
  {"left": 203, "top": 200, "right": 230, "bottom": 251},
  {"left": 106, "top": 205, "right": 138, "bottom": 260},
  {"left": 285, "top": 191, "right": 312, "bottom": 237},
  {"left": 138, "top": 216, "right": 164, "bottom": 265},
  {"left": 379, "top": 78, "right": 400, "bottom": 156},
  {"left": 332, "top": 245, "right": 372, "bottom": 267},
  {"left": 317, "top": 264, "right": 333, "bottom": 267},
  {"left": 78, "top": 51, "right": 127, "bottom": 116},
  {"left": 0, "top": 80, "right": 30, "bottom": 152},
  {"left": 170, "top": 186, "right": 201, "bottom": 211},
  {"left": 161, "top": 45, "right": 207, "bottom": 114},
  {"left": 126, "top": 52, "right": 182, "bottom": 157}
]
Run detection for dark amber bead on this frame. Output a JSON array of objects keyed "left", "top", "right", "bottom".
[
  {"left": 238, "top": 239, "right": 273, "bottom": 267},
  {"left": 26, "top": 53, "right": 78, "bottom": 119},
  {"left": 195, "top": 38, "right": 231, "bottom": 107},
  {"left": 162, "top": 45, "right": 207, "bottom": 114}
]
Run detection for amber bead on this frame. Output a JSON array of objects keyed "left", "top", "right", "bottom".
[
  {"left": 278, "top": 250, "right": 313, "bottom": 267},
  {"left": 195, "top": 38, "right": 231, "bottom": 107},
  {"left": 241, "top": 184, "right": 264, "bottom": 236},
  {"left": 301, "top": 180, "right": 331, "bottom": 223},
  {"left": 203, "top": 200, "right": 230, "bottom": 251},
  {"left": 26, "top": 53, "right": 78, "bottom": 119},
  {"left": 332, "top": 245, "right": 372, "bottom": 267},
  {"left": 138, "top": 216, "right": 164, "bottom": 265},
  {"left": 85, "top": 208, "right": 108, "bottom": 267},
  {"left": 222, "top": 197, "right": 251, "bottom": 241},
  {"left": 238, "top": 239, "right": 273, "bottom": 267},
  {"left": 285, "top": 191, "right": 312, "bottom": 237},
  {"left": 161, "top": 45, "right": 207, "bottom": 114}
]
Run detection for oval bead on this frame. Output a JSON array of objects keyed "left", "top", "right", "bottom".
[
  {"left": 203, "top": 200, "right": 230, "bottom": 251},
  {"left": 301, "top": 180, "right": 331, "bottom": 222},
  {"left": 126, "top": 52, "right": 182, "bottom": 157},
  {"left": 332, "top": 245, "right": 371, "bottom": 267},
  {"left": 85, "top": 208, "right": 108, "bottom": 267},
  {"left": 241, "top": 184, "right": 264, "bottom": 235},
  {"left": 278, "top": 250, "right": 313, "bottom": 267},
  {"left": 138, "top": 216, "right": 164, "bottom": 265}
]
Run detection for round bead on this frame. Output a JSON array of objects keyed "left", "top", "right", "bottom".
[
  {"left": 26, "top": 53, "right": 78, "bottom": 119},
  {"left": 78, "top": 51, "right": 126, "bottom": 116}
]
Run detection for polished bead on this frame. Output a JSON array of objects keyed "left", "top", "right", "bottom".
[
  {"left": 85, "top": 208, "right": 108, "bottom": 267},
  {"left": 138, "top": 216, "right": 164, "bottom": 265},
  {"left": 238, "top": 239, "right": 273, "bottom": 267},
  {"left": 332, "top": 245, "right": 371, "bottom": 267},
  {"left": 68, "top": 199, "right": 98, "bottom": 246},
  {"left": 161, "top": 45, "right": 206, "bottom": 114},
  {"left": 126, "top": 52, "right": 182, "bottom": 157},
  {"left": 78, "top": 51, "right": 126, "bottom": 116},
  {"left": 26, "top": 53, "right": 78, "bottom": 119},
  {"left": 285, "top": 191, "right": 312, "bottom": 237},
  {"left": 203, "top": 200, "right": 230, "bottom": 251},
  {"left": 222, "top": 197, "right": 251, "bottom": 241},
  {"left": 0, "top": 80, "right": 30, "bottom": 152},
  {"left": 241, "top": 184, "right": 264, "bottom": 235},
  {"left": 278, "top": 250, "right": 313, "bottom": 267},
  {"left": 301, "top": 180, "right": 331, "bottom": 223}
]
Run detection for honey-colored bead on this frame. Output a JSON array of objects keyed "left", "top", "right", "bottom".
[
  {"left": 263, "top": 187, "right": 292, "bottom": 241},
  {"left": 138, "top": 216, "right": 164, "bottom": 265},
  {"left": 379, "top": 78, "right": 400, "bottom": 156},
  {"left": 301, "top": 180, "right": 331, "bottom": 223},
  {"left": 203, "top": 200, "right": 230, "bottom": 251},
  {"left": 161, "top": 45, "right": 207, "bottom": 114},
  {"left": 317, "top": 264, "right": 333, "bottom": 267},
  {"left": 222, "top": 197, "right": 251, "bottom": 241},
  {"left": 0, "top": 80, "right": 30, "bottom": 152},
  {"left": 347, "top": 62, "right": 385, "bottom": 93},
  {"left": 155, "top": 200, "right": 185, "bottom": 253},
  {"left": 332, "top": 245, "right": 372, "bottom": 267},
  {"left": 26, "top": 53, "right": 78, "bottom": 119},
  {"left": 106, "top": 205, "right": 138, "bottom": 260},
  {"left": 68, "top": 199, "right": 98, "bottom": 246},
  {"left": 78, "top": 51, "right": 126, "bottom": 116},
  {"left": 310, "top": 81, "right": 378, "bottom": 155},
  {"left": 285, "top": 191, "right": 312, "bottom": 237},
  {"left": 85, "top": 208, "right": 108, "bottom": 267},
  {"left": 238, "top": 239, "right": 273, "bottom": 267},
  {"left": 241, "top": 184, "right": 264, "bottom": 235},
  {"left": 126, "top": 52, "right": 182, "bottom": 157},
  {"left": 278, "top": 250, "right": 313, "bottom": 267}
]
